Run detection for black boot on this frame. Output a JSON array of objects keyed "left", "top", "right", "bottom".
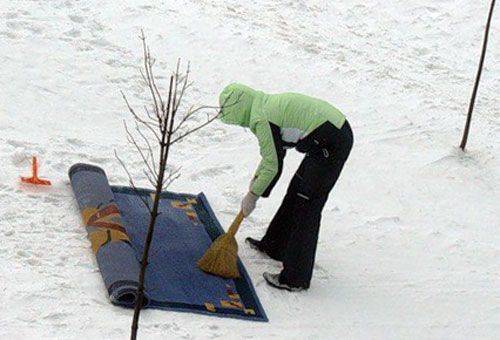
[
  {"left": 245, "top": 237, "right": 262, "bottom": 250},
  {"left": 263, "top": 272, "right": 305, "bottom": 292},
  {"left": 245, "top": 237, "right": 283, "bottom": 262}
]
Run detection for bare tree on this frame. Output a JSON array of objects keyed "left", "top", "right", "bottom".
[
  {"left": 116, "top": 31, "right": 232, "bottom": 340},
  {"left": 460, "top": 0, "right": 496, "bottom": 150}
]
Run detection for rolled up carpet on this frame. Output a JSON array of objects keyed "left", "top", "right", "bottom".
[
  {"left": 69, "top": 163, "right": 267, "bottom": 321},
  {"left": 69, "top": 164, "right": 146, "bottom": 307}
]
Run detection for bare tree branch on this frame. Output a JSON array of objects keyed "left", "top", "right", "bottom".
[
  {"left": 121, "top": 91, "right": 161, "bottom": 141},
  {"left": 143, "top": 169, "right": 157, "bottom": 187},
  {"left": 133, "top": 121, "right": 158, "bottom": 179},
  {"left": 170, "top": 113, "right": 221, "bottom": 145},
  {"left": 174, "top": 61, "right": 191, "bottom": 113},
  {"left": 114, "top": 150, "right": 151, "bottom": 211},
  {"left": 163, "top": 166, "right": 182, "bottom": 188},
  {"left": 123, "top": 121, "right": 157, "bottom": 179},
  {"left": 172, "top": 104, "right": 220, "bottom": 135}
]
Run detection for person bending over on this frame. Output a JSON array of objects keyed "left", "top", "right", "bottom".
[{"left": 218, "top": 83, "right": 353, "bottom": 291}]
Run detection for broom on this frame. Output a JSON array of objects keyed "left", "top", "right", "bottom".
[{"left": 197, "top": 211, "right": 244, "bottom": 278}]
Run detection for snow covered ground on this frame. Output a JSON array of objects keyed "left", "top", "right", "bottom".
[{"left": 1, "top": 0, "right": 499, "bottom": 339}]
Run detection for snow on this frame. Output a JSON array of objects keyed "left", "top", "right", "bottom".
[{"left": 1, "top": 0, "right": 499, "bottom": 339}]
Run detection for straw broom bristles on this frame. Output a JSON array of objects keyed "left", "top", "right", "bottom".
[{"left": 197, "top": 211, "right": 244, "bottom": 279}]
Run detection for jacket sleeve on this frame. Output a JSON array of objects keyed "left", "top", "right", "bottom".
[{"left": 250, "top": 120, "right": 284, "bottom": 197}]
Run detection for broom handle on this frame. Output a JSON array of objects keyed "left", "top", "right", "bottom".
[{"left": 227, "top": 211, "right": 244, "bottom": 237}]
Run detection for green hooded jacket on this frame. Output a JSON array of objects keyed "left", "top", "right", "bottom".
[{"left": 219, "top": 83, "right": 346, "bottom": 197}]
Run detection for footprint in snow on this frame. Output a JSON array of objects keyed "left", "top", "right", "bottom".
[
  {"left": 63, "top": 28, "right": 81, "bottom": 38},
  {"left": 313, "top": 264, "right": 331, "bottom": 280},
  {"left": 68, "top": 15, "right": 85, "bottom": 24}
]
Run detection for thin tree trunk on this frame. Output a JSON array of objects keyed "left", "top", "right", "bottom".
[
  {"left": 460, "top": 0, "right": 496, "bottom": 150},
  {"left": 130, "top": 73, "right": 175, "bottom": 339},
  {"left": 130, "top": 150, "right": 165, "bottom": 340}
]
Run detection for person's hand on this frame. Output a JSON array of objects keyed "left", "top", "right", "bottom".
[{"left": 241, "top": 191, "right": 259, "bottom": 217}]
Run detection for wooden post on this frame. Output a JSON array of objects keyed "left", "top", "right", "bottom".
[{"left": 460, "top": 0, "right": 496, "bottom": 150}]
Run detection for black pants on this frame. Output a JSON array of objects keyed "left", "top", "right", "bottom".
[{"left": 260, "top": 120, "right": 353, "bottom": 288}]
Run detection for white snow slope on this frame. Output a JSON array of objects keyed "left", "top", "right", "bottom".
[{"left": 0, "top": 0, "right": 499, "bottom": 339}]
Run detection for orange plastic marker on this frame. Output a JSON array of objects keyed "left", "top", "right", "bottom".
[{"left": 21, "top": 156, "right": 52, "bottom": 186}]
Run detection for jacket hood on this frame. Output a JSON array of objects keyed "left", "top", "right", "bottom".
[{"left": 218, "top": 83, "right": 258, "bottom": 127}]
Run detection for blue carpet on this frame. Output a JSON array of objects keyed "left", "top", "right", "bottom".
[{"left": 69, "top": 163, "right": 267, "bottom": 322}]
